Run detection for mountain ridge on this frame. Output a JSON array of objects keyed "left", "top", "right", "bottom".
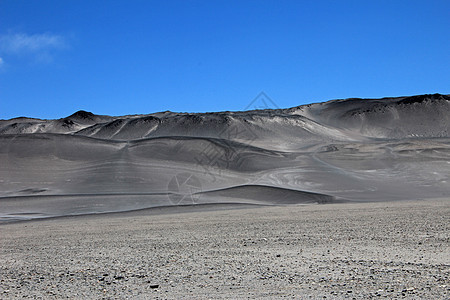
[{"left": 1, "top": 93, "right": 448, "bottom": 142}]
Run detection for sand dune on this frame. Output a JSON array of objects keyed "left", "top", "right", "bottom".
[
  {"left": 196, "top": 185, "right": 341, "bottom": 205},
  {"left": 0, "top": 93, "right": 449, "bottom": 222}
]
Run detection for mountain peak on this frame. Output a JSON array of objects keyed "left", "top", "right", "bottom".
[{"left": 67, "top": 110, "right": 95, "bottom": 120}]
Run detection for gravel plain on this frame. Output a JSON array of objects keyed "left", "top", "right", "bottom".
[{"left": 1, "top": 199, "right": 449, "bottom": 299}]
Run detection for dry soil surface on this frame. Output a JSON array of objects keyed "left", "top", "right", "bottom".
[{"left": 1, "top": 199, "right": 449, "bottom": 299}]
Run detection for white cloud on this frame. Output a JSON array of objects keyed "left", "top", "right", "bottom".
[
  {"left": 0, "top": 57, "right": 3, "bottom": 66},
  {"left": 0, "top": 33, "right": 67, "bottom": 54}
]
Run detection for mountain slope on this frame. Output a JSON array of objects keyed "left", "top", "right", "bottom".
[{"left": 1, "top": 94, "right": 449, "bottom": 222}]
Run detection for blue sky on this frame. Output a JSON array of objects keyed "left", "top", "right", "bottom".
[{"left": 0, "top": 0, "right": 449, "bottom": 119}]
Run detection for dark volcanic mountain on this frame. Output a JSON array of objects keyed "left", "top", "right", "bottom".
[{"left": 1, "top": 94, "right": 449, "bottom": 222}]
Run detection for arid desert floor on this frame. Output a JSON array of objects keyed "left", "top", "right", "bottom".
[{"left": 1, "top": 199, "right": 449, "bottom": 299}]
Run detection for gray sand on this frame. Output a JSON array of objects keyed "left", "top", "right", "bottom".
[{"left": 1, "top": 199, "right": 449, "bottom": 299}]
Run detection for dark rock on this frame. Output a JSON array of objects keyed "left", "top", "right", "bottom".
[{"left": 68, "top": 110, "right": 95, "bottom": 120}]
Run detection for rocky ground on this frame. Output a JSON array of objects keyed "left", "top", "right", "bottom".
[{"left": 0, "top": 199, "right": 449, "bottom": 299}]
